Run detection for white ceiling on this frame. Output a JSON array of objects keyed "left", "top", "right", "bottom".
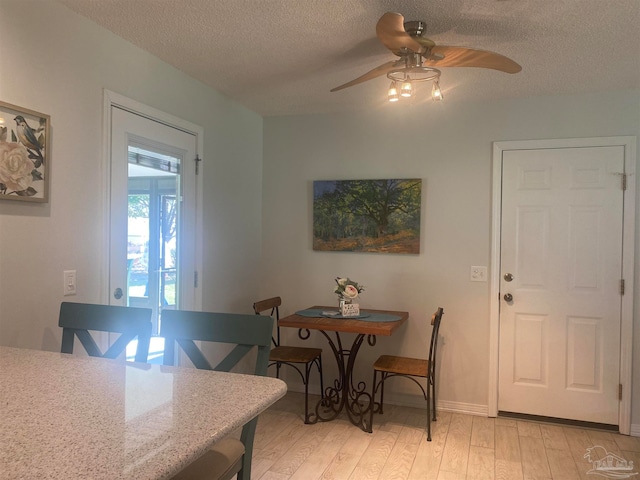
[{"left": 57, "top": 0, "right": 640, "bottom": 117}]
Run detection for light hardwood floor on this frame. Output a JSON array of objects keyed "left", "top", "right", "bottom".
[{"left": 251, "top": 392, "right": 640, "bottom": 480}]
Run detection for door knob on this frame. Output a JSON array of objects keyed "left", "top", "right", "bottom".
[
  {"left": 503, "top": 293, "right": 513, "bottom": 302},
  {"left": 113, "top": 287, "right": 123, "bottom": 300},
  {"left": 504, "top": 273, "right": 514, "bottom": 282}
]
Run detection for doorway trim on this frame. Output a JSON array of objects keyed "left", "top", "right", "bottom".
[
  {"left": 488, "top": 136, "right": 636, "bottom": 435},
  {"left": 101, "top": 90, "right": 203, "bottom": 311}
]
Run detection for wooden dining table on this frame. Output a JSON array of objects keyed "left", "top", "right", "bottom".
[
  {"left": 279, "top": 306, "right": 408, "bottom": 432},
  {"left": 0, "top": 346, "right": 286, "bottom": 479}
]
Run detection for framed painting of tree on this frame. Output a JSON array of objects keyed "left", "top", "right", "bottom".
[{"left": 313, "top": 179, "right": 421, "bottom": 254}]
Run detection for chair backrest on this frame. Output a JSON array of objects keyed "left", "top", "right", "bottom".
[
  {"left": 428, "top": 307, "right": 444, "bottom": 373},
  {"left": 59, "top": 302, "right": 152, "bottom": 363},
  {"left": 160, "top": 309, "right": 274, "bottom": 479},
  {"left": 253, "top": 296, "right": 281, "bottom": 348},
  {"left": 161, "top": 310, "right": 273, "bottom": 374}
]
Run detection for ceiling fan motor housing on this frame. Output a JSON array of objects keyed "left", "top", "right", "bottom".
[{"left": 404, "top": 21, "right": 426, "bottom": 38}]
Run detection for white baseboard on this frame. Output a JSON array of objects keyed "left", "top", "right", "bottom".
[
  {"left": 348, "top": 393, "right": 489, "bottom": 417},
  {"left": 365, "top": 397, "right": 489, "bottom": 417},
  {"left": 631, "top": 424, "right": 640, "bottom": 437},
  {"left": 436, "top": 399, "right": 489, "bottom": 417},
  {"left": 284, "top": 383, "right": 489, "bottom": 417}
]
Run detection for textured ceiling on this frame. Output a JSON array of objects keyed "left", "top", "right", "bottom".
[{"left": 57, "top": 0, "right": 640, "bottom": 117}]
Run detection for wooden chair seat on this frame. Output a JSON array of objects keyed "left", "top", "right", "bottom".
[
  {"left": 373, "top": 355, "right": 429, "bottom": 377},
  {"left": 253, "top": 296, "right": 324, "bottom": 424},
  {"left": 370, "top": 307, "right": 444, "bottom": 441},
  {"left": 269, "top": 345, "right": 323, "bottom": 364}
]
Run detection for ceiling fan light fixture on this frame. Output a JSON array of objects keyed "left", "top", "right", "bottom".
[
  {"left": 388, "top": 81, "right": 399, "bottom": 102},
  {"left": 386, "top": 66, "right": 441, "bottom": 103}
]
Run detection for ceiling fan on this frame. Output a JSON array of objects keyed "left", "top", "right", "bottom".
[{"left": 331, "top": 12, "right": 522, "bottom": 102}]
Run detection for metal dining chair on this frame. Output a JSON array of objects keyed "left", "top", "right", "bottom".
[
  {"left": 253, "top": 296, "right": 324, "bottom": 424},
  {"left": 58, "top": 301, "right": 152, "bottom": 363},
  {"left": 370, "top": 307, "right": 444, "bottom": 441},
  {"left": 161, "top": 310, "right": 273, "bottom": 480}
]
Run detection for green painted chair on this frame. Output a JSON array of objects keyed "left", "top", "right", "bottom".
[
  {"left": 161, "top": 310, "right": 274, "bottom": 480},
  {"left": 59, "top": 302, "right": 152, "bottom": 363}
]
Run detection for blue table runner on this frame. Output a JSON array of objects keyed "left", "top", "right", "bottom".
[{"left": 295, "top": 309, "right": 401, "bottom": 322}]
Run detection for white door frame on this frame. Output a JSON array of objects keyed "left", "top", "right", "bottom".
[
  {"left": 488, "top": 136, "right": 636, "bottom": 434},
  {"left": 101, "top": 90, "right": 203, "bottom": 312}
]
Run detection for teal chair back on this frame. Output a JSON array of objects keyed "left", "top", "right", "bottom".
[
  {"left": 59, "top": 302, "right": 152, "bottom": 363},
  {"left": 161, "top": 310, "right": 274, "bottom": 480}
]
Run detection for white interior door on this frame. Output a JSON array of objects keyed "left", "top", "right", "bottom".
[
  {"left": 498, "top": 145, "right": 625, "bottom": 425},
  {"left": 109, "top": 104, "right": 200, "bottom": 337}
]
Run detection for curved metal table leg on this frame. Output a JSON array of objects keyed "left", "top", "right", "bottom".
[{"left": 302, "top": 329, "right": 376, "bottom": 432}]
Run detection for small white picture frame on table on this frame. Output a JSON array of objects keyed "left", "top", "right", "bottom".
[{"left": 341, "top": 303, "right": 360, "bottom": 317}]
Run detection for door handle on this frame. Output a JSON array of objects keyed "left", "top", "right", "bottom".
[
  {"left": 503, "top": 293, "right": 513, "bottom": 302},
  {"left": 113, "top": 287, "right": 123, "bottom": 300}
]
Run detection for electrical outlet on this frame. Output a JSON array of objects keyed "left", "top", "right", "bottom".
[
  {"left": 470, "top": 266, "right": 487, "bottom": 282},
  {"left": 63, "top": 270, "right": 77, "bottom": 296}
]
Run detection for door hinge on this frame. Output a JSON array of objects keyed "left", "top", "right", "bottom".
[
  {"left": 194, "top": 271, "right": 199, "bottom": 288},
  {"left": 620, "top": 279, "right": 625, "bottom": 295},
  {"left": 194, "top": 155, "right": 202, "bottom": 175},
  {"left": 622, "top": 174, "right": 627, "bottom": 191},
  {"left": 619, "top": 383, "right": 623, "bottom": 401}
]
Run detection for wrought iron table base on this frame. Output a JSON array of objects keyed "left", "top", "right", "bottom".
[{"left": 300, "top": 329, "right": 376, "bottom": 432}]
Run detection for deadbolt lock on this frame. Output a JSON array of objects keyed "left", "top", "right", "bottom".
[{"left": 504, "top": 273, "right": 514, "bottom": 282}]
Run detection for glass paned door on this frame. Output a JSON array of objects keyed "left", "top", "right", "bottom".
[{"left": 109, "top": 103, "right": 200, "bottom": 363}]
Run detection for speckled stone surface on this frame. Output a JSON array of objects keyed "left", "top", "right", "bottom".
[{"left": 0, "top": 346, "right": 287, "bottom": 479}]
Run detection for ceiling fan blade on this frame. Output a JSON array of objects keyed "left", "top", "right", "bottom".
[
  {"left": 425, "top": 45, "right": 522, "bottom": 73},
  {"left": 330, "top": 60, "right": 402, "bottom": 92},
  {"left": 376, "top": 12, "right": 425, "bottom": 55}
]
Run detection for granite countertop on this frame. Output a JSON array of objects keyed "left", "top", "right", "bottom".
[{"left": 0, "top": 346, "right": 287, "bottom": 479}]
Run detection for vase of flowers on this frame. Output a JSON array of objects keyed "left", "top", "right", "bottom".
[{"left": 334, "top": 277, "right": 364, "bottom": 315}]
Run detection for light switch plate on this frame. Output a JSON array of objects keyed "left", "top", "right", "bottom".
[
  {"left": 470, "top": 266, "right": 487, "bottom": 282},
  {"left": 64, "top": 270, "right": 77, "bottom": 296}
]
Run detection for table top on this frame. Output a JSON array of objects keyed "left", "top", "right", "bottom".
[
  {"left": 279, "top": 306, "right": 409, "bottom": 336},
  {"left": 0, "top": 346, "right": 287, "bottom": 480}
]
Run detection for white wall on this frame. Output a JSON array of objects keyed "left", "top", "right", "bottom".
[
  {"left": 0, "top": 1, "right": 263, "bottom": 350},
  {"left": 262, "top": 90, "right": 640, "bottom": 425}
]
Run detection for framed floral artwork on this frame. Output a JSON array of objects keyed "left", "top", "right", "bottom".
[
  {"left": 313, "top": 178, "right": 422, "bottom": 254},
  {"left": 0, "top": 101, "right": 50, "bottom": 202}
]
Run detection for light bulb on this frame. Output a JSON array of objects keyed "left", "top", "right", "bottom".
[
  {"left": 432, "top": 81, "right": 443, "bottom": 101},
  {"left": 400, "top": 80, "right": 413, "bottom": 97},
  {"left": 388, "top": 82, "right": 399, "bottom": 102}
]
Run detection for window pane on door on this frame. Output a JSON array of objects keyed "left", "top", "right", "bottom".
[{"left": 127, "top": 146, "right": 180, "bottom": 339}]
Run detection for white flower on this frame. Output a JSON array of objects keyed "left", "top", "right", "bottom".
[
  {"left": 336, "top": 278, "right": 347, "bottom": 286},
  {"left": 0, "top": 142, "right": 33, "bottom": 192},
  {"left": 343, "top": 284, "right": 359, "bottom": 299}
]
